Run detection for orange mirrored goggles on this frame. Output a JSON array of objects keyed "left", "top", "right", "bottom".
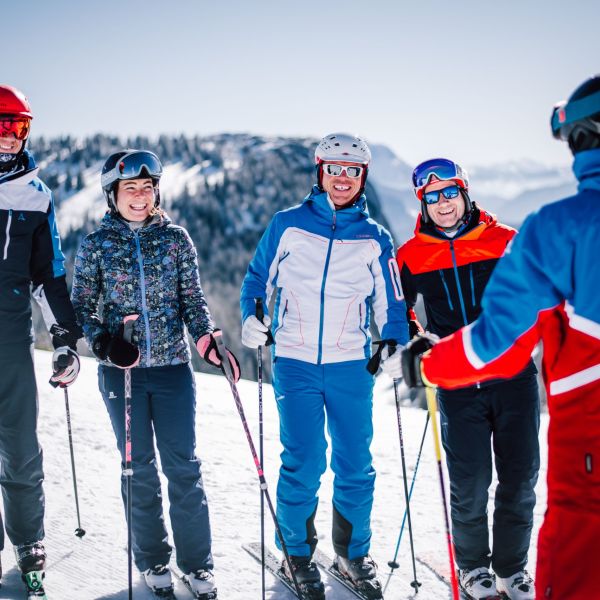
[{"left": 0, "top": 117, "right": 31, "bottom": 141}]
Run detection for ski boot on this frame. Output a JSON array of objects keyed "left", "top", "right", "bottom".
[
  {"left": 15, "top": 542, "right": 47, "bottom": 598},
  {"left": 334, "top": 555, "right": 383, "bottom": 599},
  {"left": 496, "top": 570, "right": 535, "bottom": 600},
  {"left": 458, "top": 567, "right": 501, "bottom": 599},
  {"left": 144, "top": 564, "right": 176, "bottom": 598},
  {"left": 282, "top": 555, "right": 325, "bottom": 600},
  {"left": 184, "top": 568, "right": 218, "bottom": 599}
]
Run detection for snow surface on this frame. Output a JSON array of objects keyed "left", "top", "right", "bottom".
[{"left": 0, "top": 351, "right": 548, "bottom": 599}]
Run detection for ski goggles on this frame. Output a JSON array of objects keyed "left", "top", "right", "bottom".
[
  {"left": 551, "top": 90, "right": 600, "bottom": 140},
  {"left": 422, "top": 184, "right": 461, "bottom": 205},
  {"left": 0, "top": 117, "right": 31, "bottom": 141},
  {"left": 412, "top": 158, "right": 468, "bottom": 200},
  {"left": 322, "top": 163, "right": 364, "bottom": 178},
  {"left": 101, "top": 151, "right": 163, "bottom": 189}
]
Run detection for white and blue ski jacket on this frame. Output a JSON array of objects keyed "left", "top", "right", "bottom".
[{"left": 241, "top": 187, "right": 408, "bottom": 364}]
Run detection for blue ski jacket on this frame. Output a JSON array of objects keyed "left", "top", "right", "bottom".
[{"left": 241, "top": 187, "right": 408, "bottom": 364}]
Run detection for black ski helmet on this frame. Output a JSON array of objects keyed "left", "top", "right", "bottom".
[
  {"left": 100, "top": 149, "right": 163, "bottom": 212},
  {"left": 551, "top": 75, "right": 600, "bottom": 154}
]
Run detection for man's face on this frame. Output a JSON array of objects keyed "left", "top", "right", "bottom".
[
  {"left": 321, "top": 161, "right": 364, "bottom": 209},
  {"left": 423, "top": 176, "right": 466, "bottom": 228},
  {"left": 116, "top": 178, "right": 155, "bottom": 221},
  {"left": 0, "top": 136, "right": 23, "bottom": 155}
]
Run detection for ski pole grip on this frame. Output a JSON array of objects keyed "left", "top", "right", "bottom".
[
  {"left": 213, "top": 330, "right": 235, "bottom": 383},
  {"left": 255, "top": 298, "right": 274, "bottom": 346},
  {"left": 122, "top": 314, "right": 139, "bottom": 344}
]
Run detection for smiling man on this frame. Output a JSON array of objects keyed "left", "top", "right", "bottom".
[
  {"left": 395, "top": 159, "right": 540, "bottom": 600},
  {"left": 240, "top": 133, "right": 407, "bottom": 599}
]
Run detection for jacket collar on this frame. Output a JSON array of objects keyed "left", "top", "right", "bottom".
[
  {"left": 302, "top": 186, "right": 370, "bottom": 222},
  {"left": 0, "top": 150, "right": 39, "bottom": 186},
  {"left": 573, "top": 149, "right": 600, "bottom": 194},
  {"left": 100, "top": 211, "right": 170, "bottom": 235}
]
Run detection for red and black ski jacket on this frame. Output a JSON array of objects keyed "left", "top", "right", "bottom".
[{"left": 396, "top": 207, "right": 516, "bottom": 339}]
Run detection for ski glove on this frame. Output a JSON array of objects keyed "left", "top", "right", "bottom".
[
  {"left": 401, "top": 333, "right": 440, "bottom": 387},
  {"left": 241, "top": 315, "right": 272, "bottom": 348},
  {"left": 92, "top": 331, "right": 140, "bottom": 369},
  {"left": 380, "top": 343, "right": 404, "bottom": 380},
  {"left": 49, "top": 323, "right": 82, "bottom": 351},
  {"left": 408, "top": 319, "right": 424, "bottom": 340},
  {"left": 50, "top": 347, "right": 80, "bottom": 388},
  {"left": 197, "top": 330, "right": 241, "bottom": 382}
]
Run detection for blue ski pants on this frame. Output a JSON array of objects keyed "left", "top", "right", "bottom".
[
  {"left": 437, "top": 364, "right": 540, "bottom": 577},
  {"left": 99, "top": 362, "right": 213, "bottom": 573},
  {"left": 0, "top": 343, "right": 44, "bottom": 548},
  {"left": 272, "top": 357, "right": 375, "bottom": 560}
]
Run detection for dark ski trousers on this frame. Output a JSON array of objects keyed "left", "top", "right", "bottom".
[
  {"left": 99, "top": 362, "right": 213, "bottom": 574},
  {"left": 437, "top": 365, "right": 540, "bottom": 577},
  {"left": 0, "top": 343, "right": 45, "bottom": 549}
]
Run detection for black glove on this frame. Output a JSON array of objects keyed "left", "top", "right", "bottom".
[
  {"left": 408, "top": 319, "right": 424, "bottom": 340},
  {"left": 50, "top": 323, "right": 82, "bottom": 351},
  {"left": 401, "top": 333, "right": 439, "bottom": 387},
  {"left": 92, "top": 331, "right": 140, "bottom": 369},
  {"left": 196, "top": 330, "right": 241, "bottom": 383}
]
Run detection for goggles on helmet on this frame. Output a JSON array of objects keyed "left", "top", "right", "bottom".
[
  {"left": 551, "top": 89, "right": 600, "bottom": 141},
  {"left": 101, "top": 150, "right": 163, "bottom": 190},
  {"left": 412, "top": 158, "right": 468, "bottom": 200},
  {"left": 0, "top": 117, "right": 31, "bottom": 141},
  {"left": 322, "top": 163, "right": 364, "bottom": 178}
]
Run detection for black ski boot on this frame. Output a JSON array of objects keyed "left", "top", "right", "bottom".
[
  {"left": 15, "top": 542, "right": 47, "bottom": 598},
  {"left": 334, "top": 555, "right": 383, "bottom": 599},
  {"left": 282, "top": 555, "right": 325, "bottom": 599}
]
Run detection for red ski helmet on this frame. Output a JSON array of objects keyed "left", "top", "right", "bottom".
[{"left": 0, "top": 85, "right": 33, "bottom": 119}]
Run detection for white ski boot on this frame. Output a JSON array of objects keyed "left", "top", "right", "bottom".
[
  {"left": 458, "top": 567, "right": 498, "bottom": 599},
  {"left": 184, "top": 569, "right": 217, "bottom": 599},
  {"left": 143, "top": 564, "right": 174, "bottom": 597},
  {"left": 496, "top": 570, "right": 535, "bottom": 600}
]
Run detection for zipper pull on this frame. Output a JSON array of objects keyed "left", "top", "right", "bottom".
[{"left": 332, "top": 211, "right": 337, "bottom": 232}]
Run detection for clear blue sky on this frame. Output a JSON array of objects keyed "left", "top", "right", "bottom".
[{"left": 5, "top": 0, "right": 599, "bottom": 166}]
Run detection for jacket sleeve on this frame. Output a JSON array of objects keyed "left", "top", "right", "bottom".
[
  {"left": 370, "top": 230, "right": 409, "bottom": 346},
  {"left": 397, "top": 249, "right": 424, "bottom": 339},
  {"left": 176, "top": 228, "right": 214, "bottom": 341},
  {"left": 30, "top": 194, "right": 82, "bottom": 348},
  {"left": 422, "top": 207, "right": 567, "bottom": 387},
  {"left": 240, "top": 214, "right": 283, "bottom": 323},
  {"left": 71, "top": 234, "right": 108, "bottom": 349}
]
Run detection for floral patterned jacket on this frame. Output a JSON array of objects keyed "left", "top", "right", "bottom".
[{"left": 72, "top": 211, "right": 213, "bottom": 367}]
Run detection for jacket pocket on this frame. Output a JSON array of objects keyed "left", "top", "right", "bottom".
[
  {"left": 336, "top": 296, "right": 367, "bottom": 351},
  {"left": 274, "top": 293, "right": 304, "bottom": 348}
]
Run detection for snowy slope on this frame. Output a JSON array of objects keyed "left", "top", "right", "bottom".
[{"left": 0, "top": 351, "right": 549, "bottom": 599}]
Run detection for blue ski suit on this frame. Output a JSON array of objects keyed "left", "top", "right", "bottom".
[{"left": 241, "top": 187, "right": 408, "bottom": 559}]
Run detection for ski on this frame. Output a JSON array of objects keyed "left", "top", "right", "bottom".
[
  {"left": 243, "top": 542, "right": 325, "bottom": 599},
  {"left": 416, "top": 555, "right": 503, "bottom": 600},
  {"left": 312, "top": 549, "right": 383, "bottom": 600},
  {"left": 22, "top": 570, "right": 48, "bottom": 599}
]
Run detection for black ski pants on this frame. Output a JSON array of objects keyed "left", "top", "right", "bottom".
[
  {"left": 437, "top": 363, "right": 540, "bottom": 577},
  {"left": 0, "top": 343, "right": 45, "bottom": 549}
]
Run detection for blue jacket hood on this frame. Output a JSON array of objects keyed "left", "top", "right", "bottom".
[
  {"left": 573, "top": 148, "right": 600, "bottom": 194},
  {"left": 303, "top": 186, "right": 370, "bottom": 221}
]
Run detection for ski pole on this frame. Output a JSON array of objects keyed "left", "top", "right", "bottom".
[
  {"left": 384, "top": 410, "right": 429, "bottom": 592},
  {"left": 255, "top": 297, "right": 272, "bottom": 600},
  {"left": 214, "top": 331, "right": 306, "bottom": 600},
  {"left": 122, "top": 314, "right": 139, "bottom": 600},
  {"left": 51, "top": 353, "right": 87, "bottom": 538},
  {"left": 392, "top": 379, "right": 421, "bottom": 592},
  {"left": 426, "top": 385, "right": 460, "bottom": 600},
  {"left": 63, "top": 387, "right": 86, "bottom": 538}
]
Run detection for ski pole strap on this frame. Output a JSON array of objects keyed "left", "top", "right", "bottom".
[
  {"left": 367, "top": 339, "right": 397, "bottom": 375},
  {"left": 255, "top": 298, "right": 274, "bottom": 346}
]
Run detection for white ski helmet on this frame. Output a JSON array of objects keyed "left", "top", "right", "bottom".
[{"left": 314, "top": 133, "right": 372, "bottom": 166}]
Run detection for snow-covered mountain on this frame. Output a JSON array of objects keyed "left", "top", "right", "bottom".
[{"left": 0, "top": 350, "right": 548, "bottom": 599}]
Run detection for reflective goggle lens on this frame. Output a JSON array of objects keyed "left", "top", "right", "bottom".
[
  {"left": 423, "top": 184, "right": 461, "bottom": 205},
  {"left": 101, "top": 151, "right": 163, "bottom": 189},
  {"left": 0, "top": 118, "right": 31, "bottom": 141},
  {"left": 323, "top": 163, "right": 363, "bottom": 178},
  {"left": 413, "top": 158, "right": 460, "bottom": 189}
]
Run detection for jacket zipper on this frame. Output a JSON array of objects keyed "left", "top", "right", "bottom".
[
  {"left": 134, "top": 232, "right": 152, "bottom": 366},
  {"left": 469, "top": 264, "right": 476, "bottom": 307},
  {"left": 449, "top": 240, "right": 469, "bottom": 326},
  {"left": 274, "top": 299, "right": 288, "bottom": 335},
  {"left": 3, "top": 209, "right": 12, "bottom": 260},
  {"left": 439, "top": 270, "right": 454, "bottom": 311},
  {"left": 317, "top": 211, "right": 336, "bottom": 364}
]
